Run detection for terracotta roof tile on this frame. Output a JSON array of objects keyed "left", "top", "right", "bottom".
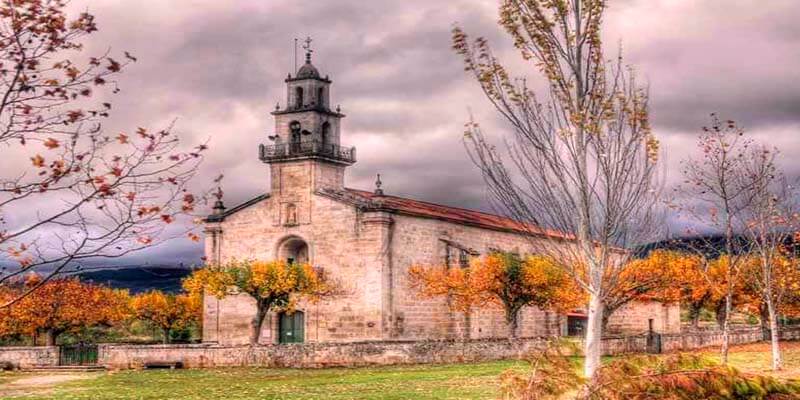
[{"left": 345, "top": 188, "right": 570, "bottom": 240}]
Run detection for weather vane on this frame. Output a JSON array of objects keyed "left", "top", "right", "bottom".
[
  {"left": 374, "top": 173, "right": 384, "bottom": 196},
  {"left": 302, "top": 36, "right": 313, "bottom": 63}
]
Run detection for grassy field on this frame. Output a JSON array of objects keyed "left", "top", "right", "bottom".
[{"left": 1, "top": 342, "right": 798, "bottom": 400}]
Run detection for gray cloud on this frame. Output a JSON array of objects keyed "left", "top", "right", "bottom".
[{"left": 35, "top": 0, "right": 800, "bottom": 265}]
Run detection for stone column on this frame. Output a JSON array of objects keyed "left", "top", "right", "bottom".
[{"left": 361, "top": 210, "right": 395, "bottom": 339}]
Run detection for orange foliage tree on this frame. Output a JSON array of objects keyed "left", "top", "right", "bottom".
[
  {"left": 0, "top": 275, "right": 129, "bottom": 345},
  {"left": 184, "top": 260, "right": 334, "bottom": 345},
  {"left": 409, "top": 252, "right": 584, "bottom": 338},
  {"left": 601, "top": 250, "right": 685, "bottom": 331},
  {"left": 131, "top": 290, "right": 200, "bottom": 344}
]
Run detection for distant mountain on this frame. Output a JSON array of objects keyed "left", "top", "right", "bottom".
[{"left": 75, "top": 266, "right": 195, "bottom": 294}]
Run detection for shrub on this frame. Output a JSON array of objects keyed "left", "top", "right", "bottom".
[{"left": 502, "top": 346, "right": 800, "bottom": 400}]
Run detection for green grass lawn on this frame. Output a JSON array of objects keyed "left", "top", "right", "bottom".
[
  {"left": 0, "top": 360, "right": 528, "bottom": 400},
  {"left": 2, "top": 342, "right": 798, "bottom": 400}
]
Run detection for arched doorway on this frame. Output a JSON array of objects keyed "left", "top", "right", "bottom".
[
  {"left": 277, "top": 236, "right": 309, "bottom": 265},
  {"left": 278, "top": 311, "right": 305, "bottom": 343}
]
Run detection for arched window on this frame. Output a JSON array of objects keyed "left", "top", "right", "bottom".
[
  {"left": 321, "top": 122, "right": 331, "bottom": 147},
  {"left": 295, "top": 87, "right": 304, "bottom": 108},
  {"left": 277, "top": 236, "right": 309, "bottom": 264},
  {"left": 289, "top": 121, "right": 302, "bottom": 152},
  {"left": 317, "top": 87, "right": 325, "bottom": 107}
]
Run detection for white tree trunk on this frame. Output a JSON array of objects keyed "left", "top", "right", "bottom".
[
  {"left": 584, "top": 292, "right": 604, "bottom": 378},
  {"left": 720, "top": 290, "right": 732, "bottom": 364},
  {"left": 766, "top": 295, "right": 782, "bottom": 370}
]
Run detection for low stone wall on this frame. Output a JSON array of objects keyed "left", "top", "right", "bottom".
[
  {"left": 596, "top": 326, "right": 800, "bottom": 355},
  {"left": 4, "top": 326, "right": 799, "bottom": 370},
  {"left": 0, "top": 346, "right": 58, "bottom": 369},
  {"left": 98, "top": 339, "right": 549, "bottom": 369}
]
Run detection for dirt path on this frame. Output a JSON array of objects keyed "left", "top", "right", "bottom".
[{"left": 0, "top": 373, "right": 99, "bottom": 397}]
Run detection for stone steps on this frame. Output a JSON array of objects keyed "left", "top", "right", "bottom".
[{"left": 24, "top": 365, "right": 107, "bottom": 373}]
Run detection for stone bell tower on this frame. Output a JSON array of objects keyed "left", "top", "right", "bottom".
[{"left": 259, "top": 39, "right": 355, "bottom": 226}]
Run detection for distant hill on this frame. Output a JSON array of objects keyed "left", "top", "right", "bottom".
[{"left": 75, "top": 267, "right": 195, "bottom": 294}]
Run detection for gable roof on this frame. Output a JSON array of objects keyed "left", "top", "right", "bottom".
[
  {"left": 204, "top": 188, "right": 568, "bottom": 240},
  {"left": 342, "top": 188, "right": 570, "bottom": 240},
  {"left": 204, "top": 193, "right": 270, "bottom": 223}
]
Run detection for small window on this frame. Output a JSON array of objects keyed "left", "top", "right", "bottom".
[
  {"left": 295, "top": 87, "right": 304, "bottom": 108},
  {"left": 317, "top": 87, "right": 325, "bottom": 107},
  {"left": 321, "top": 122, "right": 331, "bottom": 146},
  {"left": 459, "top": 249, "right": 469, "bottom": 268}
]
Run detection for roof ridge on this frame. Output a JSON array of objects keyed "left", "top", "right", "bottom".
[{"left": 344, "top": 187, "right": 508, "bottom": 219}]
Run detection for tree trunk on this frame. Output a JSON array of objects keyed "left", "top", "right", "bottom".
[
  {"left": 766, "top": 294, "right": 782, "bottom": 370},
  {"left": 162, "top": 328, "right": 171, "bottom": 344},
  {"left": 714, "top": 299, "right": 727, "bottom": 330},
  {"left": 506, "top": 309, "right": 519, "bottom": 339},
  {"left": 584, "top": 293, "right": 604, "bottom": 379},
  {"left": 44, "top": 328, "right": 58, "bottom": 346},
  {"left": 720, "top": 290, "right": 733, "bottom": 365},
  {"left": 250, "top": 300, "right": 269, "bottom": 345},
  {"left": 759, "top": 303, "right": 771, "bottom": 340},
  {"left": 600, "top": 305, "right": 613, "bottom": 333},
  {"left": 462, "top": 311, "right": 472, "bottom": 341},
  {"left": 688, "top": 304, "right": 702, "bottom": 331}
]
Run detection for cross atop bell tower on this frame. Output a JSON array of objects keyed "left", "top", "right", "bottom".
[{"left": 259, "top": 39, "right": 355, "bottom": 197}]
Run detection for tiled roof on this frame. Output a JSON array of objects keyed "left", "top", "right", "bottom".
[
  {"left": 344, "top": 188, "right": 570, "bottom": 240},
  {"left": 204, "top": 187, "right": 569, "bottom": 240}
]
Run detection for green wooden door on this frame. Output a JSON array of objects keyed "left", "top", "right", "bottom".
[{"left": 279, "top": 311, "right": 304, "bottom": 343}]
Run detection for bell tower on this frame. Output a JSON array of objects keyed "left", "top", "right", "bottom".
[{"left": 259, "top": 39, "right": 355, "bottom": 226}]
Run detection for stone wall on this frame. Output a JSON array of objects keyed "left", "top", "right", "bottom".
[
  {"left": 594, "top": 326, "right": 800, "bottom": 355},
  {"left": 204, "top": 185, "right": 387, "bottom": 345},
  {"left": 97, "top": 326, "right": 800, "bottom": 369},
  {"left": 98, "top": 339, "right": 548, "bottom": 370},
  {"left": 0, "top": 346, "right": 58, "bottom": 369},
  {"left": 606, "top": 301, "right": 681, "bottom": 335}
]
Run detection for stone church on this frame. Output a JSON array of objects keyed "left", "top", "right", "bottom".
[{"left": 201, "top": 50, "right": 680, "bottom": 345}]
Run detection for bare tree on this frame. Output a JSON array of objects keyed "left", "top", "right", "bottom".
[
  {"left": 678, "top": 116, "right": 760, "bottom": 364},
  {"left": 0, "top": 0, "right": 209, "bottom": 305},
  {"left": 740, "top": 146, "right": 798, "bottom": 371},
  {"left": 453, "top": 0, "right": 662, "bottom": 379}
]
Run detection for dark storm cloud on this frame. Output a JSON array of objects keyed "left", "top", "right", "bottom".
[{"left": 54, "top": 0, "right": 800, "bottom": 265}]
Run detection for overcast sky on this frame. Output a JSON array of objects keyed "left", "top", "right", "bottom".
[{"left": 54, "top": 0, "right": 800, "bottom": 266}]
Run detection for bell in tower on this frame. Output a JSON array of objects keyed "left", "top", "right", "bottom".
[
  {"left": 260, "top": 37, "right": 354, "bottom": 168},
  {"left": 259, "top": 37, "right": 355, "bottom": 207}
]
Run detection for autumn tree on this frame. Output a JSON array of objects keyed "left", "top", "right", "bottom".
[
  {"left": 454, "top": 0, "right": 661, "bottom": 378},
  {"left": 184, "top": 260, "right": 333, "bottom": 345},
  {"left": 0, "top": 275, "right": 130, "bottom": 345},
  {"left": 600, "top": 250, "right": 684, "bottom": 332},
  {"left": 737, "top": 147, "right": 800, "bottom": 370},
  {"left": 131, "top": 290, "right": 199, "bottom": 344},
  {"left": 0, "top": 0, "right": 209, "bottom": 306},
  {"left": 409, "top": 252, "right": 584, "bottom": 338},
  {"left": 678, "top": 116, "right": 767, "bottom": 364}
]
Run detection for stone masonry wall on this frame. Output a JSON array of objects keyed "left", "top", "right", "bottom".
[
  {"left": 204, "top": 170, "right": 387, "bottom": 345},
  {"left": 99, "top": 339, "right": 549, "bottom": 369},
  {"left": 0, "top": 346, "right": 58, "bottom": 369},
  {"left": 606, "top": 301, "right": 681, "bottom": 334},
  {"left": 98, "top": 326, "right": 800, "bottom": 370},
  {"left": 389, "top": 213, "right": 563, "bottom": 340},
  {"left": 387, "top": 213, "right": 670, "bottom": 340}
]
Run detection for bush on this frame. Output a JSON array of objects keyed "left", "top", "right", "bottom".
[{"left": 502, "top": 344, "right": 800, "bottom": 400}]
